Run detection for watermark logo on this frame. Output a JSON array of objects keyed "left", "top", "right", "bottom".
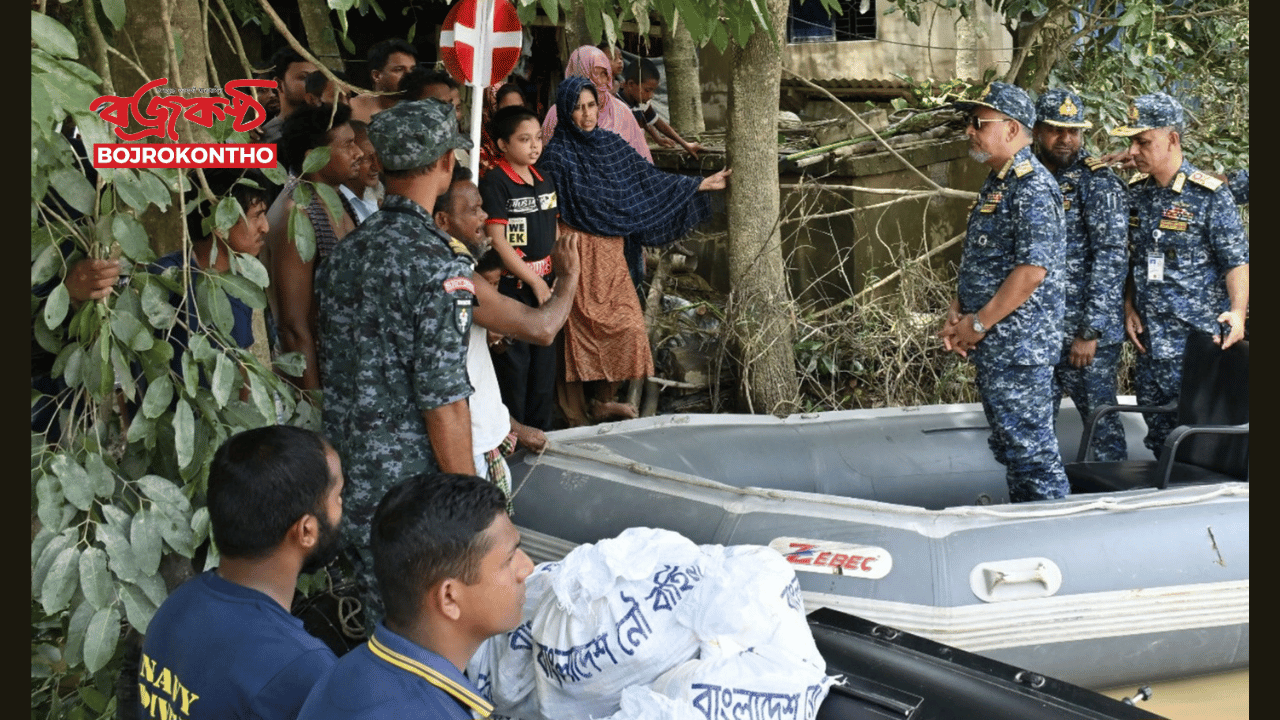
[{"left": 90, "top": 77, "right": 277, "bottom": 169}]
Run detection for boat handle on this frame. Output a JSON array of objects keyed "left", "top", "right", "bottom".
[{"left": 1014, "top": 671, "right": 1047, "bottom": 688}]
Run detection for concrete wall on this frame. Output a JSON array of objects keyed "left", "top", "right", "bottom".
[{"left": 697, "top": 3, "right": 1012, "bottom": 130}]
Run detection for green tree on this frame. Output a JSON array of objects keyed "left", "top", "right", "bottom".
[
  {"left": 884, "top": 0, "right": 1248, "bottom": 171},
  {"left": 32, "top": 4, "right": 316, "bottom": 716}
]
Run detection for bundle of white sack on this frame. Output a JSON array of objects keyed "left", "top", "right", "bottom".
[{"left": 467, "top": 527, "right": 836, "bottom": 720}]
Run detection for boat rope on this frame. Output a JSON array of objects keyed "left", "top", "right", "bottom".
[{"left": 508, "top": 441, "right": 550, "bottom": 503}]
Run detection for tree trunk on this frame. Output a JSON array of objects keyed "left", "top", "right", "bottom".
[
  {"left": 725, "top": 0, "right": 799, "bottom": 416},
  {"left": 296, "top": 0, "right": 342, "bottom": 69},
  {"left": 110, "top": 0, "right": 210, "bottom": 256},
  {"left": 561, "top": 1, "right": 595, "bottom": 61},
  {"left": 664, "top": 13, "right": 704, "bottom": 134}
]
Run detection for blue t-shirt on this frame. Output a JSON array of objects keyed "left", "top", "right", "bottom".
[
  {"left": 297, "top": 623, "right": 493, "bottom": 720},
  {"left": 138, "top": 571, "right": 336, "bottom": 720}
]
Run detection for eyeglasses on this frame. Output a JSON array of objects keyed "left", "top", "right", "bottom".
[{"left": 969, "top": 115, "right": 1012, "bottom": 130}]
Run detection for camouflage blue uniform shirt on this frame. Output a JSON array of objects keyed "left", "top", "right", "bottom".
[
  {"left": 1127, "top": 159, "right": 1249, "bottom": 360},
  {"left": 960, "top": 145, "right": 1066, "bottom": 366},
  {"left": 1051, "top": 152, "right": 1128, "bottom": 345},
  {"left": 316, "top": 193, "right": 476, "bottom": 528}
]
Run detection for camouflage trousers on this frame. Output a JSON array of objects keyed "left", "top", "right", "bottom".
[
  {"left": 1134, "top": 354, "right": 1182, "bottom": 457},
  {"left": 1052, "top": 341, "right": 1128, "bottom": 462},
  {"left": 975, "top": 361, "right": 1069, "bottom": 502}
]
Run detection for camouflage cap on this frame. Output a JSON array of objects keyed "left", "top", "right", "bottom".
[
  {"left": 367, "top": 98, "right": 473, "bottom": 172},
  {"left": 1035, "top": 89, "right": 1092, "bottom": 129},
  {"left": 952, "top": 82, "right": 1036, "bottom": 129},
  {"left": 1109, "top": 92, "right": 1184, "bottom": 137}
]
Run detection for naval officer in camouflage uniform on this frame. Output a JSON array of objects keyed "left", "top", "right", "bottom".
[
  {"left": 1033, "top": 89, "right": 1129, "bottom": 462},
  {"left": 941, "top": 82, "right": 1069, "bottom": 502},
  {"left": 1109, "top": 93, "right": 1249, "bottom": 455},
  {"left": 316, "top": 98, "right": 476, "bottom": 625}
]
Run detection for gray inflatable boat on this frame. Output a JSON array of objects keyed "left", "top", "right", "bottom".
[{"left": 508, "top": 402, "right": 1248, "bottom": 689}]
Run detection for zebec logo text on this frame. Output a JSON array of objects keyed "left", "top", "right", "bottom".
[{"left": 90, "top": 77, "right": 277, "bottom": 169}]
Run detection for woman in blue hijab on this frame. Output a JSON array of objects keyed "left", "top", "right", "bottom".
[{"left": 540, "top": 76, "right": 729, "bottom": 423}]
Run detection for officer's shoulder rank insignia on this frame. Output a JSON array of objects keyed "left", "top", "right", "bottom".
[
  {"left": 1128, "top": 172, "right": 1150, "bottom": 185},
  {"left": 1187, "top": 170, "right": 1224, "bottom": 191},
  {"left": 1083, "top": 157, "right": 1108, "bottom": 172},
  {"left": 1013, "top": 159, "right": 1034, "bottom": 177},
  {"left": 448, "top": 237, "right": 473, "bottom": 257}
]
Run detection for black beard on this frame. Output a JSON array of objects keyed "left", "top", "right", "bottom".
[{"left": 301, "top": 510, "right": 343, "bottom": 574}]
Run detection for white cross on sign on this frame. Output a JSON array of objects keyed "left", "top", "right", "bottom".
[{"left": 439, "top": 0, "right": 523, "bottom": 88}]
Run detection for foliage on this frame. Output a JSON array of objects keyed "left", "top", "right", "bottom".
[
  {"left": 882, "top": 0, "right": 1248, "bottom": 171},
  {"left": 31, "top": 7, "right": 317, "bottom": 718}
]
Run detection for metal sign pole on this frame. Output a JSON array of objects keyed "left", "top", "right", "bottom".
[{"left": 467, "top": 0, "right": 493, "bottom": 179}]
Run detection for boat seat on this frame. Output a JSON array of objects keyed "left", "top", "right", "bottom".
[{"left": 1066, "top": 331, "right": 1248, "bottom": 493}]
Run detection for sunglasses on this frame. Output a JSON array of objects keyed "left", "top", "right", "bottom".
[{"left": 969, "top": 115, "right": 1012, "bottom": 130}]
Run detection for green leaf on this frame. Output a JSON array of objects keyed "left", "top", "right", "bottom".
[
  {"left": 273, "top": 351, "right": 306, "bottom": 378},
  {"left": 43, "top": 282, "right": 70, "bottom": 331},
  {"left": 288, "top": 204, "right": 317, "bottom": 262},
  {"left": 41, "top": 545, "right": 80, "bottom": 615},
  {"left": 130, "top": 509, "right": 163, "bottom": 577},
  {"left": 86, "top": 453, "right": 117, "bottom": 498},
  {"left": 141, "top": 375, "right": 174, "bottom": 419},
  {"left": 111, "top": 214, "right": 154, "bottom": 262},
  {"left": 35, "top": 473, "right": 65, "bottom": 530},
  {"left": 100, "top": 0, "right": 127, "bottom": 30},
  {"left": 119, "top": 583, "right": 157, "bottom": 634},
  {"left": 154, "top": 502, "right": 196, "bottom": 557},
  {"left": 83, "top": 605, "right": 121, "bottom": 674},
  {"left": 710, "top": 22, "right": 729, "bottom": 53},
  {"left": 63, "top": 597, "right": 96, "bottom": 668},
  {"left": 230, "top": 253, "right": 270, "bottom": 289},
  {"left": 31, "top": 241, "right": 62, "bottom": 287},
  {"left": 301, "top": 146, "right": 332, "bottom": 176},
  {"left": 211, "top": 353, "right": 236, "bottom": 407},
  {"left": 50, "top": 166, "right": 97, "bottom": 215},
  {"left": 79, "top": 547, "right": 114, "bottom": 610},
  {"left": 214, "top": 195, "right": 242, "bottom": 235},
  {"left": 133, "top": 570, "right": 168, "bottom": 608},
  {"left": 32, "top": 530, "right": 75, "bottom": 595},
  {"left": 139, "top": 170, "right": 175, "bottom": 211},
  {"left": 138, "top": 474, "right": 192, "bottom": 514},
  {"left": 31, "top": 11, "right": 79, "bottom": 58},
  {"left": 96, "top": 522, "right": 140, "bottom": 583},
  {"left": 52, "top": 453, "right": 95, "bottom": 512},
  {"left": 262, "top": 162, "right": 288, "bottom": 186},
  {"left": 110, "top": 308, "right": 150, "bottom": 352},
  {"left": 79, "top": 685, "right": 111, "bottom": 714},
  {"left": 195, "top": 274, "right": 235, "bottom": 336},
  {"left": 141, "top": 278, "right": 178, "bottom": 330},
  {"left": 248, "top": 371, "right": 276, "bottom": 425},
  {"left": 314, "top": 182, "right": 345, "bottom": 227},
  {"left": 174, "top": 397, "right": 195, "bottom": 470},
  {"left": 114, "top": 171, "right": 153, "bottom": 212},
  {"left": 190, "top": 506, "right": 211, "bottom": 545},
  {"left": 217, "top": 272, "right": 267, "bottom": 309}
]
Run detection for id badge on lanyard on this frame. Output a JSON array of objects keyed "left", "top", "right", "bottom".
[{"left": 1147, "top": 229, "right": 1164, "bottom": 282}]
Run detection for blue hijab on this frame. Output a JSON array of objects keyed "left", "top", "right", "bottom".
[{"left": 539, "top": 76, "right": 710, "bottom": 247}]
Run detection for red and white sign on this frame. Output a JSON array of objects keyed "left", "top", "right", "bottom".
[
  {"left": 769, "top": 537, "right": 893, "bottom": 580},
  {"left": 439, "top": 0, "right": 523, "bottom": 88}
]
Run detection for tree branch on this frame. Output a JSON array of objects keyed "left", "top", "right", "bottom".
[
  {"left": 212, "top": 0, "right": 256, "bottom": 80},
  {"left": 254, "top": 0, "right": 383, "bottom": 98},
  {"left": 781, "top": 68, "right": 945, "bottom": 192},
  {"left": 81, "top": 0, "right": 114, "bottom": 95}
]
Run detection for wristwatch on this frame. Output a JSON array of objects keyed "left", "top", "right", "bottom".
[
  {"left": 1078, "top": 327, "right": 1101, "bottom": 341},
  {"left": 972, "top": 315, "right": 989, "bottom": 335}
]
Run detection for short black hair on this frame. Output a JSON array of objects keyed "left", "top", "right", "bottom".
[
  {"left": 207, "top": 426, "right": 334, "bottom": 559},
  {"left": 268, "top": 46, "right": 309, "bottom": 82},
  {"left": 348, "top": 119, "right": 369, "bottom": 141},
  {"left": 368, "top": 38, "right": 418, "bottom": 78},
  {"left": 304, "top": 70, "right": 330, "bottom": 98},
  {"left": 489, "top": 105, "right": 540, "bottom": 144},
  {"left": 399, "top": 66, "right": 458, "bottom": 101},
  {"left": 279, "top": 102, "right": 352, "bottom": 175},
  {"left": 623, "top": 57, "right": 660, "bottom": 85},
  {"left": 475, "top": 248, "right": 503, "bottom": 276},
  {"left": 494, "top": 82, "right": 526, "bottom": 108},
  {"left": 184, "top": 168, "right": 271, "bottom": 241},
  {"left": 433, "top": 166, "right": 474, "bottom": 215},
  {"left": 371, "top": 473, "right": 509, "bottom": 627}
]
